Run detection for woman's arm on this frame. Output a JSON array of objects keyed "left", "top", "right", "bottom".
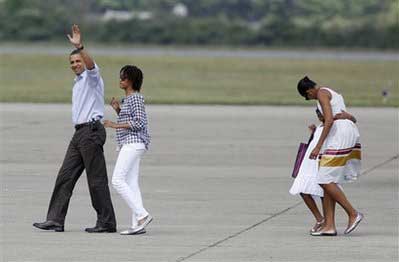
[
  {"left": 309, "top": 89, "right": 333, "bottom": 159},
  {"left": 110, "top": 97, "right": 121, "bottom": 115},
  {"left": 334, "top": 110, "right": 357, "bottom": 123},
  {"left": 127, "top": 96, "right": 146, "bottom": 131},
  {"left": 103, "top": 120, "right": 130, "bottom": 129},
  {"left": 103, "top": 96, "right": 146, "bottom": 130}
]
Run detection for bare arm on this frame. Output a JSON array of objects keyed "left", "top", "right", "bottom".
[
  {"left": 334, "top": 110, "right": 357, "bottom": 123},
  {"left": 309, "top": 89, "right": 333, "bottom": 159},
  {"left": 110, "top": 97, "right": 121, "bottom": 115},
  {"left": 67, "top": 24, "right": 95, "bottom": 70},
  {"left": 103, "top": 120, "right": 130, "bottom": 129}
]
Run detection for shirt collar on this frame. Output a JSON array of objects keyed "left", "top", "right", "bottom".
[{"left": 74, "top": 70, "right": 86, "bottom": 82}]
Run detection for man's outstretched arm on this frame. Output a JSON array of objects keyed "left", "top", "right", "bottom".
[{"left": 67, "top": 24, "right": 95, "bottom": 70}]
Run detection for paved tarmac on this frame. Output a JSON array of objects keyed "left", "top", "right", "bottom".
[{"left": 0, "top": 103, "right": 397, "bottom": 262}]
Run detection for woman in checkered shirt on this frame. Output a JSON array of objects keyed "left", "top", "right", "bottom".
[{"left": 104, "top": 65, "right": 152, "bottom": 235}]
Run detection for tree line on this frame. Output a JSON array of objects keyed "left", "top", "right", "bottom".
[{"left": 1, "top": 0, "right": 397, "bottom": 49}]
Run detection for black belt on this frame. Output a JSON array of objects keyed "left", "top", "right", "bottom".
[{"left": 75, "top": 120, "right": 100, "bottom": 130}]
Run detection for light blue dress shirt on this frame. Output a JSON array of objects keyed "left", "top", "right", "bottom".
[{"left": 72, "top": 64, "right": 105, "bottom": 125}]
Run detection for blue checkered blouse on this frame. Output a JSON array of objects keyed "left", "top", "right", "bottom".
[{"left": 116, "top": 93, "right": 150, "bottom": 149}]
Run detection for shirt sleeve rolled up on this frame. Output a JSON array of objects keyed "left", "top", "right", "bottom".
[
  {"left": 127, "top": 95, "right": 146, "bottom": 131},
  {"left": 86, "top": 63, "right": 101, "bottom": 87}
]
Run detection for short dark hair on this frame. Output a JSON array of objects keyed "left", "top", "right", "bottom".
[
  {"left": 297, "top": 76, "right": 317, "bottom": 100},
  {"left": 70, "top": 49, "right": 81, "bottom": 56},
  {"left": 120, "top": 65, "right": 144, "bottom": 91}
]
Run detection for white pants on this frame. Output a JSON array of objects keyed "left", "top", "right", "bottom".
[{"left": 112, "top": 143, "right": 148, "bottom": 228}]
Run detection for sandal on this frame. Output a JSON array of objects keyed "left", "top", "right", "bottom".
[{"left": 310, "top": 219, "right": 325, "bottom": 233}]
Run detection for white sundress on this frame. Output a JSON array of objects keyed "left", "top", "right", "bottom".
[
  {"left": 289, "top": 124, "right": 324, "bottom": 197},
  {"left": 316, "top": 87, "right": 361, "bottom": 184}
]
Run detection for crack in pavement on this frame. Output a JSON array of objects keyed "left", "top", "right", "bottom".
[
  {"left": 176, "top": 154, "right": 399, "bottom": 262},
  {"left": 176, "top": 202, "right": 302, "bottom": 262}
]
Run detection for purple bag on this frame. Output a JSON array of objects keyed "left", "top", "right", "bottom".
[
  {"left": 291, "top": 132, "right": 314, "bottom": 178},
  {"left": 291, "top": 143, "right": 309, "bottom": 178}
]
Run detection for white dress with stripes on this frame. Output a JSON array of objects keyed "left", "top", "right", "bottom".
[{"left": 316, "top": 87, "right": 361, "bottom": 184}]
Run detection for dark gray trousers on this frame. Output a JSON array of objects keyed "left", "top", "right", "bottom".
[{"left": 46, "top": 121, "right": 116, "bottom": 228}]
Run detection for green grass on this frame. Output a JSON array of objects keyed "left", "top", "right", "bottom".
[{"left": 0, "top": 53, "right": 398, "bottom": 106}]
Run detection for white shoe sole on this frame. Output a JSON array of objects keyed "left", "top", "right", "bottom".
[{"left": 120, "top": 228, "right": 146, "bottom": 235}]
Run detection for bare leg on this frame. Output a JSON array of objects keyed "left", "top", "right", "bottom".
[
  {"left": 320, "top": 183, "right": 357, "bottom": 228},
  {"left": 300, "top": 193, "right": 323, "bottom": 222},
  {"left": 321, "top": 191, "right": 337, "bottom": 232}
]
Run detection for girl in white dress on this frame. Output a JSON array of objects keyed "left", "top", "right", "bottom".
[
  {"left": 290, "top": 109, "right": 325, "bottom": 233},
  {"left": 297, "top": 76, "right": 363, "bottom": 236},
  {"left": 290, "top": 109, "right": 355, "bottom": 233}
]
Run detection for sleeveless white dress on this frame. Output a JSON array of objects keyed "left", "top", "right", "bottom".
[
  {"left": 289, "top": 124, "right": 324, "bottom": 197},
  {"left": 316, "top": 87, "right": 361, "bottom": 184}
]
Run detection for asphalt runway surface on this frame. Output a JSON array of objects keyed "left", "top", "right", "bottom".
[{"left": 0, "top": 103, "right": 397, "bottom": 262}]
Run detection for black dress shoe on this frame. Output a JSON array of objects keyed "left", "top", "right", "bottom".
[
  {"left": 85, "top": 226, "right": 116, "bottom": 233},
  {"left": 33, "top": 221, "right": 64, "bottom": 232}
]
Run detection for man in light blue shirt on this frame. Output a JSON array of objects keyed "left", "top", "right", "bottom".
[
  {"left": 33, "top": 24, "right": 116, "bottom": 233},
  {"left": 71, "top": 59, "right": 104, "bottom": 125}
]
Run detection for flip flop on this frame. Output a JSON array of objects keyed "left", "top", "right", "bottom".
[
  {"left": 311, "top": 231, "right": 337, "bottom": 236},
  {"left": 310, "top": 219, "right": 325, "bottom": 233}
]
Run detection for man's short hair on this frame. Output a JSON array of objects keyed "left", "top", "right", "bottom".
[{"left": 70, "top": 49, "right": 81, "bottom": 56}]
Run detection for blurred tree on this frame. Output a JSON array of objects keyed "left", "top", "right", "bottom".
[{"left": 0, "top": 0, "right": 396, "bottom": 48}]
